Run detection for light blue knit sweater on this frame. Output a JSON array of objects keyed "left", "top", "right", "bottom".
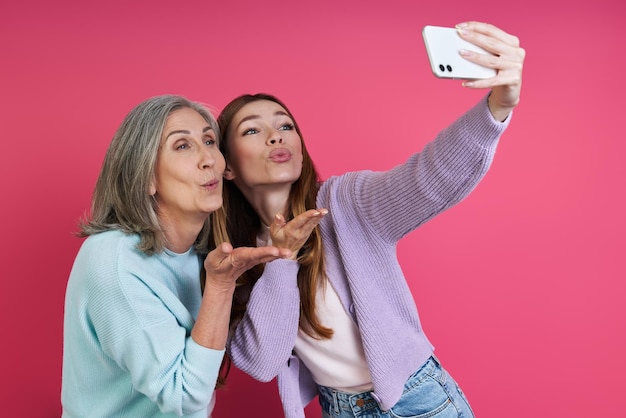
[
  {"left": 227, "top": 95, "right": 511, "bottom": 418},
  {"left": 62, "top": 230, "right": 224, "bottom": 417}
]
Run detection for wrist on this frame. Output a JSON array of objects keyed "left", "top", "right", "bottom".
[
  {"left": 203, "top": 280, "right": 236, "bottom": 294},
  {"left": 488, "top": 96, "right": 515, "bottom": 122}
]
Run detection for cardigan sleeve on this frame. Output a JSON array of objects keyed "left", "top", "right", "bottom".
[
  {"left": 339, "top": 94, "right": 511, "bottom": 244},
  {"left": 227, "top": 259, "right": 301, "bottom": 381}
]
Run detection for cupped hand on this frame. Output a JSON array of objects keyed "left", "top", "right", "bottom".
[
  {"left": 270, "top": 209, "right": 328, "bottom": 260},
  {"left": 203, "top": 242, "right": 292, "bottom": 291},
  {"left": 455, "top": 21, "right": 526, "bottom": 121}
]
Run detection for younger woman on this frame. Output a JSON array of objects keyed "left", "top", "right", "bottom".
[{"left": 218, "top": 22, "right": 524, "bottom": 418}]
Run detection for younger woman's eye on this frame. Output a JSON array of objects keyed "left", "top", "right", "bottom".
[
  {"left": 279, "top": 123, "right": 294, "bottom": 131},
  {"left": 243, "top": 128, "right": 259, "bottom": 135}
]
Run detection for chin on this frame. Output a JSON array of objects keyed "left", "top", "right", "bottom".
[
  {"left": 203, "top": 199, "right": 223, "bottom": 213},
  {"left": 275, "top": 171, "right": 301, "bottom": 183}
]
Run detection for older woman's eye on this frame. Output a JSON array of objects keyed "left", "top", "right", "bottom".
[{"left": 204, "top": 134, "right": 217, "bottom": 146}]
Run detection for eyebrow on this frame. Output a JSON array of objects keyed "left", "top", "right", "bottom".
[
  {"left": 165, "top": 126, "right": 213, "bottom": 139},
  {"left": 236, "top": 110, "right": 290, "bottom": 129}
]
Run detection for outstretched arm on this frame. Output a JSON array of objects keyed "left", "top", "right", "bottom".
[{"left": 336, "top": 22, "right": 525, "bottom": 243}]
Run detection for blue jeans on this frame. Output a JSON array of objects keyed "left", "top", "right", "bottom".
[{"left": 318, "top": 356, "right": 474, "bottom": 418}]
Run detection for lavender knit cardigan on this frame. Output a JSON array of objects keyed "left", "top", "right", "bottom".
[{"left": 227, "top": 95, "right": 511, "bottom": 418}]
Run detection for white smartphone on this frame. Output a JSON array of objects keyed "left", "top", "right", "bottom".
[{"left": 422, "top": 25, "right": 496, "bottom": 80}]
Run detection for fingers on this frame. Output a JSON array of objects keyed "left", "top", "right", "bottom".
[
  {"left": 232, "top": 246, "right": 275, "bottom": 266},
  {"left": 214, "top": 244, "right": 288, "bottom": 270},
  {"left": 457, "top": 22, "right": 520, "bottom": 50},
  {"left": 204, "top": 242, "right": 237, "bottom": 276},
  {"left": 285, "top": 209, "right": 328, "bottom": 230},
  {"left": 270, "top": 209, "right": 328, "bottom": 256},
  {"left": 453, "top": 21, "right": 525, "bottom": 117},
  {"left": 210, "top": 242, "right": 234, "bottom": 266},
  {"left": 203, "top": 243, "right": 291, "bottom": 290},
  {"left": 456, "top": 22, "right": 524, "bottom": 67},
  {"left": 270, "top": 210, "right": 325, "bottom": 240},
  {"left": 272, "top": 213, "right": 287, "bottom": 229},
  {"left": 206, "top": 209, "right": 328, "bottom": 290}
]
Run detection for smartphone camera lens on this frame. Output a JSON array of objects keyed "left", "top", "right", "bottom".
[
  {"left": 439, "top": 64, "right": 445, "bottom": 72},
  {"left": 446, "top": 65, "right": 452, "bottom": 72}
]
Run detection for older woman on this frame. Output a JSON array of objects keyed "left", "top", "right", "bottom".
[{"left": 61, "top": 95, "right": 290, "bottom": 417}]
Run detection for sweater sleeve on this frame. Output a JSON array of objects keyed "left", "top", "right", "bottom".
[
  {"left": 346, "top": 94, "right": 510, "bottom": 243},
  {"left": 80, "top": 234, "right": 224, "bottom": 416},
  {"left": 227, "top": 259, "right": 301, "bottom": 382}
]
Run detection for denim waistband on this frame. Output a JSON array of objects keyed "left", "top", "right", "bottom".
[
  {"left": 317, "top": 356, "right": 440, "bottom": 415},
  {"left": 318, "top": 385, "right": 379, "bottom": 415}
]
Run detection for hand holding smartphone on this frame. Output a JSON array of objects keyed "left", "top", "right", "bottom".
[{"left": 422, "top": 25, "right": 496, "bottom": 80}]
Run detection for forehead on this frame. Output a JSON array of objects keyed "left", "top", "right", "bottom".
[
  {"left": 165, "top": 107, "right": 209, "bottom": 128},
  {"left": 237, "top": 100, "right": 289, "bottom": 120}
]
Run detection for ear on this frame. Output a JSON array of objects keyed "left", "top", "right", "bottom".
[
  {"left": 149, "top": 178, "right": 157, "bottom": 196},
  {"left": 223, "top": 165, "right": 236, "bottom": 180}
]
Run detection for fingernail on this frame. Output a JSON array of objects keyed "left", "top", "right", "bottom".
[
  {"left": 459, "top": 49, "right": 471, "bottom": 57},
  {"left": 456, "top": 22, "right": 468, "bottom": 28}
]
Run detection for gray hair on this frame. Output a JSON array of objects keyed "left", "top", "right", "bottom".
[{"left": 79, "top": 95, "right": 220, "bottom": 254}]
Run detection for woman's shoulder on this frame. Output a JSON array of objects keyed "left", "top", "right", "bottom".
[
  {"left": 70, "top": 230, "right": 163, "bottom": 295},
  {"left": 75, "top": 230, "right": 145, "bottom": 272},
  {"left": 317, "top": 168, "right": 378, "bottom": 200},
  {"left": 81, "top": 229, "right": 140, "bottom": 252}
]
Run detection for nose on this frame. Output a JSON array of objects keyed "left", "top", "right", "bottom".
[
  {"left": 200, "top": 148, "right": 216, "bottom": 169},
  {"left": 267, "top": 132, "right": 283, "bottom": 146}
]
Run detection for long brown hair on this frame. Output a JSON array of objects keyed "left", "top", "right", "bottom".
[{"left": 217, "top": 93, "right": 332, "bottom": 340}]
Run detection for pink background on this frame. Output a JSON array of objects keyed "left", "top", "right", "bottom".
[{"left": 1, "top": 0, "right": 624, "bottom": 416}]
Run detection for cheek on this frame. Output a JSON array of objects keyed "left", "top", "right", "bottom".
[
  {"left": 213, "top": 150, "right": 226, "bottom": 175},
  {"left": 294, "top": 142, "right": 304, "bottom": 164},
  {"left": 231, "top": 143, "right": 259, "bottom": 169}
]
